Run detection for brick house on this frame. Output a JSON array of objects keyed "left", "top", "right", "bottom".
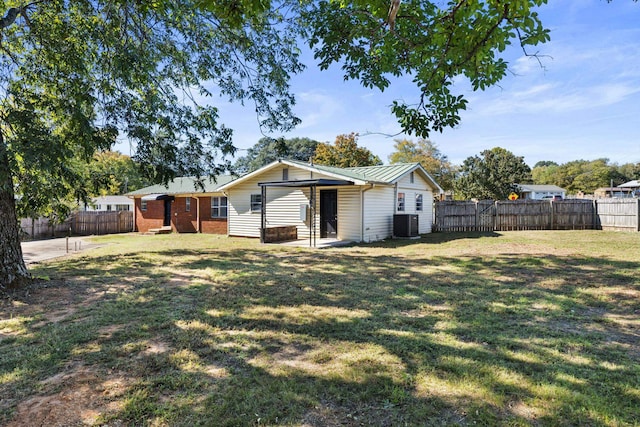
[{"left": 127, "top": 176, "right": 236, "bottom": 234}]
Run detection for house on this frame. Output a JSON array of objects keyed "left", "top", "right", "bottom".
[
  {"left": 217, "top": 159, "right": 442, "bottom": 245},
  {"left": 516, "top": 184, "right": 566, "bottom": 200},
  {"left": 593, "top": 186, "right": 635, "bottom": 198},
  {"left": 127, "top": 176, "right": 236, "bottom": 233},
  {"left": 86, "top": 195, "right": 134, "bottom": 212},
  {"left": 619, "top": 180, "right": 640, "bottom": 197}
]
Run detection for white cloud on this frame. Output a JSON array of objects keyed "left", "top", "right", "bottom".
[{"left": 296, "top": 90, "right": 345, "bottom": 129}]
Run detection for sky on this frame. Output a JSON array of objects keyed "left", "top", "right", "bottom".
[{"left": 119, "top": 1, "right": 640, "bottom": 169}]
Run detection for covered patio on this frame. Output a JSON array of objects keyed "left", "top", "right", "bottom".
[{"left": 258, "top": 178, "right": 354, "bottom": 248}]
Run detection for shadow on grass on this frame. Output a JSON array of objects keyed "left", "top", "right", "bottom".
[
  {"left": 1, "top": 238, "right": 639, "bottom": 425},
  {"left": 360, "top": 231, "right": 503, "bottom": 248}
]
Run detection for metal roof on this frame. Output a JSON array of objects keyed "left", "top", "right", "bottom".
[
  {"left": 258, "top": 179, "right": 355, "bottom": 187},
  {"left": 219, "top": 159, "right": 443, "bottom": 192},
  {"left": 285, "top": 160, "right": 423, "bottom": 184},
  {"left": 127, "top": 175, "right": 237, "bottom": 196},
  {"left": 619, "top": 180, "right": 640, "bottom": 188}
]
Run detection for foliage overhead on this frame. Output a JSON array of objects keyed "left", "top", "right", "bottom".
[
  {"left": 303, "top": 0, "right": 550, "bottom": 137},
  {"left": 313, "top": 133, "right": 382, "bottom": 168},
  {"left": 233, "top": 137, "right": 320, "bottom": 174},
  {"left": 454, "top": 147, "right": 532, "bottom": 200},
  {"left": 0, "top": 0, "right": 304, "bottom": 288},
  {"left": 388, "top": 138, "right": 456, "bottom": 190}
]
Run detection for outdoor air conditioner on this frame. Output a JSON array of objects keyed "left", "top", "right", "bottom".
[{"left": 393, "top": 214, "right": 419, "bottom": 237}]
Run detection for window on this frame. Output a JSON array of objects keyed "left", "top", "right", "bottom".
[
  {"left": 409, "top": 171, "right": 414, "bottom": 184},
  {"left": 116, "top": 204, "right": 130, "bottom": 211},
  {"left": 282, "top": 168, "right": 289, "bottom": 181},
  {"left": 211, "top": 196, "right": 228, "bottom": 218},
  {"left": 251, "top": 194, "right": 262, "bottom": 212},
  {"left": 397, "top": 192, "right": 405, "bottom": 211},
  {"left": 106, "top": 204, "right": 112, "bottom": 211},
  {"left": 185, "top": 197, "right": 191, "bottom": 212},
  {"left": 141, "top": 200, "right": 148, "bottom": 211},
  {"left": 415, "top": 194, "right": 423, "bottom": 211}
]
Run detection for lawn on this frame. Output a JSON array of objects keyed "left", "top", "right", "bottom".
[{"left": 1, "top": 231, "right": 639, "bottom": 426}]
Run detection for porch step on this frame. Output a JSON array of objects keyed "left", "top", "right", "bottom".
[{"left": 146, "top": 226, "right": 173, "bottom": 235}]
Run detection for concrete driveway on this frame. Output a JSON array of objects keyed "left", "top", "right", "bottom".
[{"left": 21, "top": 237, "right": 103, "bottom": 265}]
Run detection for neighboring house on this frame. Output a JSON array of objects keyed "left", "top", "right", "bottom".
[
  {"left": 217, "top": 159, "right": 442, "bottom": 244},
  {"left": 593, "top": 186, "right": 635, "bottom": 198},
  {"left": 86, "top": 195, "right": 134, "bottom": 212},
  {"left": 619, "top": 180, "right": 640, "bottom": 197},
  {"left": 516, "top": 184, "right": 566, "bottom": 200},
  {"left": 126, "top": 176, "right": 236, "bottom": 233}
]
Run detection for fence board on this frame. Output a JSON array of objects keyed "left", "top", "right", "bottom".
[
  {"left": 72, "top": 211, "right": 134, "bottom": 235},
  {"left": 20, "top": 217, "right": 72, "bottom": 239},
  {"left": 595, "top": 199, "right": 639, "bottom": 231}
]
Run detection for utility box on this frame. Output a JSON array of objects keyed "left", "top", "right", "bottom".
[
  {"left": 394, "top": 214, "right": 419, "bottom": 237},
  {"left": 300, "top": 204, "right": 309, "bottom": 222}
]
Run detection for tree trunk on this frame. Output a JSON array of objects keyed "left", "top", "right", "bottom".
[{"left": 0, "top": 133, "right": 31, "bottom": 290}]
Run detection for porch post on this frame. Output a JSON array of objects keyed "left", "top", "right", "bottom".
[
  {"left": 260, "top": 185, "right": 266, "bottom": 243},
  {"left": 312, "top": 185, "right": 317, "bottom": 247}
]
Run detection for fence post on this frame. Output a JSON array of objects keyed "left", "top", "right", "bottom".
[{"left": 474, "top": 201, "right": 478, "bottom": 232}]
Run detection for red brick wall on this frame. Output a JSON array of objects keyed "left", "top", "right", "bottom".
[
  {"left": 134, "top": 196, "right": 227, "bottom": 234},
  {"left": 199, "top": 196, "right": 228, "bottom": 234},
  {"left": 135, "top": 198, "right": 165, "bottom": 232},
  {"left": 172, "top": 197, "right": 197, "bottom": 233}
]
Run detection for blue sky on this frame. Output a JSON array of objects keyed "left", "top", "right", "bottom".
[{"left": 120, "top": 1, "right": 640, "bottom": 168}]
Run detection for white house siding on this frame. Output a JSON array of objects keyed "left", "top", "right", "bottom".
[
  {"left": 362, "top": 185, "right": 395, "bottom": 242},
  {"left": 396, "top": 173, "right": 435, "bottom": 234},
  {"left": 228, "top": 164, "right": 342, "bottom": 238},
  {"left": 337, "top": 187, "right": 362, "bottom": 241}
]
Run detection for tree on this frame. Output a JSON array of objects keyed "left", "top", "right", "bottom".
[
  {"left": 234, "top": 137, "right": 320, "bottom": 173},
  {"left": 388, "top": 139, "right": 456, "bottom": 190},
  {"left": 454, "top": 147, "right": 532, "bottom": 200},
  {"left": 313, "top": 133, "right": 382, "bottom": 168},
  {"left": 86, "top": 151, "right": 152, "bottom": 197},
  {"left": 0, "top": 2, "right": 303, "bottom": 289}
]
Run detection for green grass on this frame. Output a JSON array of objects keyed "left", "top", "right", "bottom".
[{"left": 1, "top": 231, "right": 639, "bottom": 426}]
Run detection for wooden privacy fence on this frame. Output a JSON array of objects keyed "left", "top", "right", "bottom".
[
  {"left": 595, "top": 199, "right": 640, "bottom": 232},
  {"left": 71, "top": 211, "right": 134, "bottom": 235},
  {"left": 20, "top": 217, "right": 73, "bottom": 239},
  {"left": 435, "top": 199, "right": 639, "bottom": 232}
]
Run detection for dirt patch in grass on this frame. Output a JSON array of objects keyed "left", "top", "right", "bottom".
[{"left": 6, "top": 362, "right": 130, "bottom": 427}]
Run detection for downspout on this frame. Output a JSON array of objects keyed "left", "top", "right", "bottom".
[
  {"left": 222, "top": 191, "right": 229, "bottom": 236},
  {"left": 128, "top": 195, "right": 136, "bottom": 232},
  {"left": 360, "top": 184, "right": 374, "bottom": 242},
  {"left": 194, "top": 195, "right": 200, "bottom": 233}
]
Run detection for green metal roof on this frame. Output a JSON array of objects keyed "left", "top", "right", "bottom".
[
  {"left": 127, "top": 175, "right": 237, "bottom": 196},
  {"left": 285, "top": 160, "right": 421, "bottom": 184}
]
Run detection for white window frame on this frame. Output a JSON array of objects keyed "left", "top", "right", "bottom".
[
  {"left": 211, "top": 196, "right": 228, "bottom": 218},
  {"left": 141, "top": 200, "right": 148, "bottom": 211},
  {"left": 282, "top": 168, "right": 289, "bottom": 181},
  {"left": 415, "top": 194, "right": 423, "bottom": 211},
  {"left": 185, "top": 197, "right": 191, "bottom": 212},
  {"left": 397, "top": 192, "right": 405, "bottom": 212},
  {"left": 251, "top": 194, "right": 262, "bottom": 213},
  {"left": 409, "top": 171, "right": 414, "bottom": 184}
]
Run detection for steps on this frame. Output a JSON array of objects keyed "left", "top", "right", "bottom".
[{"left": 145, "top": 226, "right": 172, "bottom": 235}]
